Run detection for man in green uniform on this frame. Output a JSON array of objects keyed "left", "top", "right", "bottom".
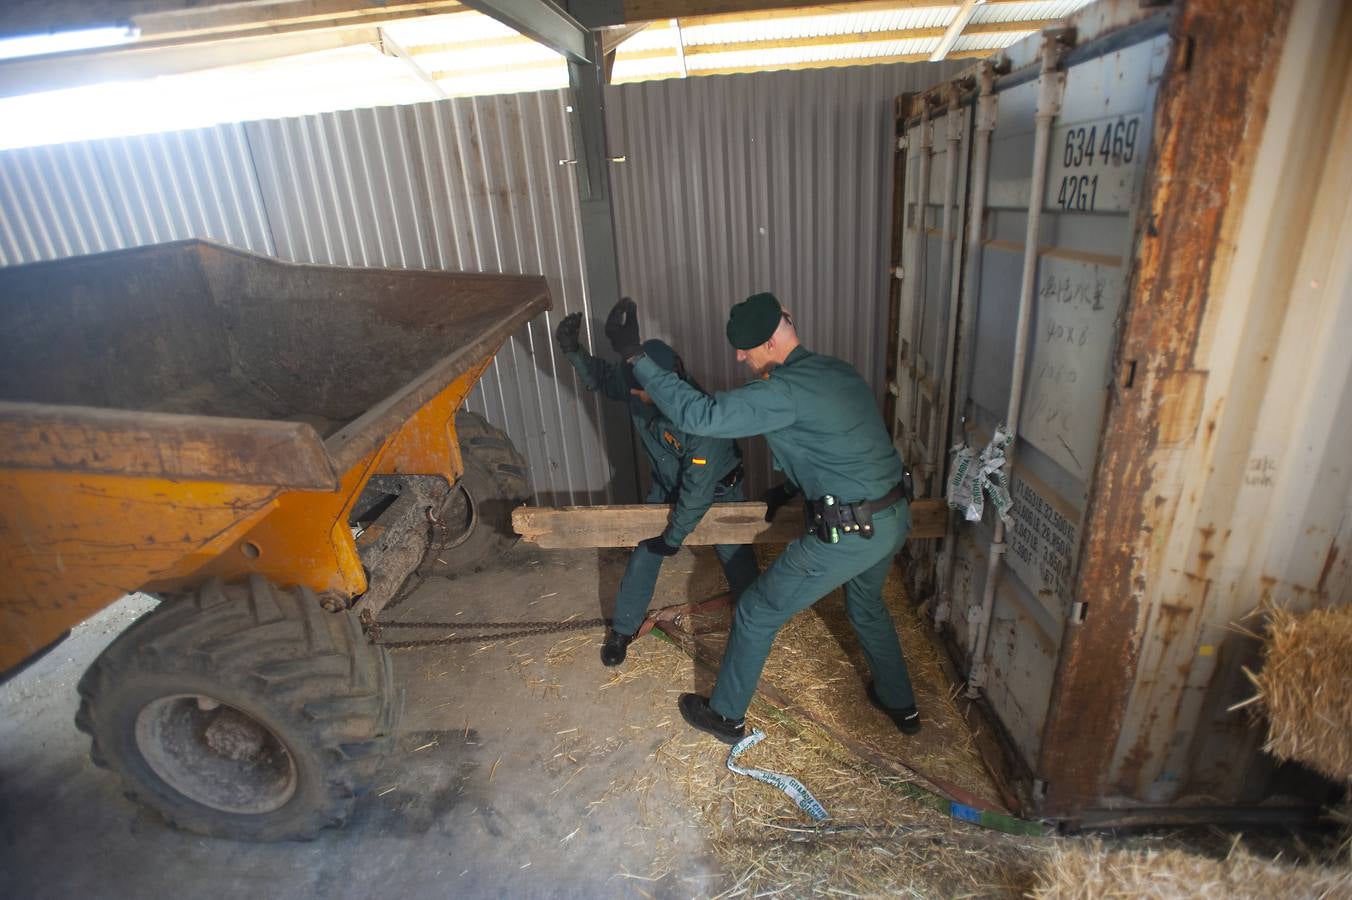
[
  {"left": 555, "top": 311, "right": 759, "bottom": 667},
  {"left": 604, "top": 293, "right": 920, "bottom": 743}
]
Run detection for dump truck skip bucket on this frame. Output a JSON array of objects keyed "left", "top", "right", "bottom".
[{"left": 0, "top": 240, "right": 550, "bottom": 672}]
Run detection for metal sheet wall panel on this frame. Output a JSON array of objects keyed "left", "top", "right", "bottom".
[
  {"left": 242, "top": 93, "right": 621, "bottom": 505},
  {"left": 606, "top": 61, "right": 965, "bottom": 494},
  {"left": 0, "top": 124, "right": 272, "bottom": 266},
  {"left": 4, "top": 60, "right": 967, "bottom": 507},
  {"left": 0, "top": 93, "right": 621, "bottom": 505}
]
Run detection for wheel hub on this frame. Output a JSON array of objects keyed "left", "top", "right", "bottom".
[
  {"left": 135, "top": 694, "right": 298, "bottom": 815},
  {"left": 434, "top": 481, "right": 479, "bottom": 551}
]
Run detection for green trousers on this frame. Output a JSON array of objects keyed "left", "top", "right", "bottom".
[
  {"left": 611, "top": 480, "right": 760, "bottom": 637},
  {"left": 709, "top": 500, "right": 915, "bottom": 721}
]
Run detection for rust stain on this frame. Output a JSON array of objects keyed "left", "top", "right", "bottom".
[
  {"left": 1316, "top": 543, "right": 1339, "bottom": 596},
  {"left": 1037, "top": 0, "right": 1295, "bottom": 819}
]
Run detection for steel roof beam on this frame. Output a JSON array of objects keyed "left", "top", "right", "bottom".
[{"left": 460, "top": 0, "right": 592, "bottom": 63}]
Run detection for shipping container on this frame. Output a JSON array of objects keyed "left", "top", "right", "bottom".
[{"left": 889, "top": 0, "right": 1351, "bottom": 826}]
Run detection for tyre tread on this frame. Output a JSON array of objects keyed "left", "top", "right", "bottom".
[{"left": 75, "top": 577, "right": 399, "bottom": 841}]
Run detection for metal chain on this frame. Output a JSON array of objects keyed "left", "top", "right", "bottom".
[
  {"left": 361, "top": 499, "right": 608, "bottom": 649},
  {"left": 364, "top": 614, "right": 607, "bottom": 650}
]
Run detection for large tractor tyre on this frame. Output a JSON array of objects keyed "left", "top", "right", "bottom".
[
  {"left": 75, "top": 575, "right": 399, "bottom": 841},
  {"left": 426, "top": 410, "right": 529, "bottom": 574}
]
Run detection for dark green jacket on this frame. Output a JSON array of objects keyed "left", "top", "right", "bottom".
[
  {"left": 633, "top": 345, "right": 903, "bottom": 503},
  {"left": 565, "top": 349, "right": 741, "bottom": 547}
]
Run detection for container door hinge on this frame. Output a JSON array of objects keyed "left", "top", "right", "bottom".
[{"left": 1070, "top": 601, "right": 1088, "bottom": 624}]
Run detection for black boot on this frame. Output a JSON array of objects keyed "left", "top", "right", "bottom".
[
  {"left": 601, "top": 628, "right": 634, "bottom": 667},
  {"left": 678, "top": 693, "right": 746, "bottom": 744},
  {"left": 867, "top": 682, "right": 921, "bottom": 735}
]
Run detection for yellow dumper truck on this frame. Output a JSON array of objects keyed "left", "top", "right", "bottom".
[{"left": 0, "top": 240, "right": 549, "bottom": 840}]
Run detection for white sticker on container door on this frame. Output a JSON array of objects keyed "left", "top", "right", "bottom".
[
  {"left": 1021, "top": 255, "right": 1123, "bottom": 477},
  {"left": 1045, "top": 114, "right": 1147, "bottom": 213},
  {"left": 1006, "top": 475, "right": 1079, "bottom": 601}
]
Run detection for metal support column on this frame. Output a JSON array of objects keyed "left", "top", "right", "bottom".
[
  {"left": 566, "top": 29, "right": 622, "bottom": 319},
  {"left": 565, "top": 28, "right": 638, "bottom": 498}
]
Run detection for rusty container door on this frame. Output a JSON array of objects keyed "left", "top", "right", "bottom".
[
  {"left": 897, "top": 0, "right": 1350, "bottom": 825},
  {"left": 1041, "top": 0, "right": 1352, "bottom": 824},
  {"left": 890, "top": 87, "right": 974, "bottom": 603},
  {"left": 893, "top": 11, "right": 1170, "bottom": 781}
]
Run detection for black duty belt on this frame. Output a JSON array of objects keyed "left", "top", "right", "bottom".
[
  {"left": 805, "top": 481, "right": 908, "bottom": 543},
  {"left": 719, "top": 463, "right": 744, "bottom": 489}
]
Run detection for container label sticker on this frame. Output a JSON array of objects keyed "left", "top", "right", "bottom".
[
  {"left": 1045, "top": 113, "right": 1146, "bottom": 213},
  {"left": 1005, "top": 476, "right": 1078, "bottom": 600}
]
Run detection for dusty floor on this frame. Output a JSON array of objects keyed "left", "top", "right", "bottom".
[{"left": 1, "top": 542, "right": 1345, "bottom": 899}]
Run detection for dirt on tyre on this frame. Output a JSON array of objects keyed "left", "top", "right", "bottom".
[
  {"left": 75, "top": 575, "right": 399, "bottom": 841},
  {"left": 425, "top": 410, "right": 529, "bottom": 574}
]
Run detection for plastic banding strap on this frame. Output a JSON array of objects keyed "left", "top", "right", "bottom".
[{"left": 726, "top": 729, "right": 830, "bottom": 822}]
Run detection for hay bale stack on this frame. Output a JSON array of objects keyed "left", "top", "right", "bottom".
[
  {"left": 1250, "top": 604, "right": 1352, "bottom": 784},
  {"left": 1030, "top": 842, "right": 1352, "bottom": 899}
]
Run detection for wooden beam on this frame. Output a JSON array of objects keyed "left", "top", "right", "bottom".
[
  {"left": 0, "top": 3, "right": 465, "bottom": 97},
  {"left": 0, "top": 24, "right": 385, "bottom": 98},
  {"left": 624, "top": 0, "right": 1027, "bottom": 28},
  {"left": 610, "top": 48, "right": 989, "bottom": 81},
  {"left": 0, "top": 1, "right": 462, "bottom": 42},
  {"left": 512, "top": 498, "right": 947, "bottom": 548},
  {"left": 600, "top": 21, "right": 651, "bottom": 54},
  {"left": 136, "top": 1, "right": 465, "bottom": 40},
  {"left": 379, "top": 26, "right": 450, "bottom": 99},
  {"left": 425, "top": 19, "right": 1044, "bottom": 60},
  {"left": 681, "top": 21, "right": 1049, "bottom": 55}
]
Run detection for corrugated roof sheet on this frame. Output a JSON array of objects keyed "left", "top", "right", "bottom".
[
  {"left": 678, "top": 7, "right": 958, "bottom": 46},
  {"left": 953, "top": 30, "right": 1035, "bottom": 52},
  {"left": 690, "top": 40, "right": 940, "bottom": 72},
  {"left": 0, "top": 4, "right": 1087, "bottom": 151},
  {"left": 971, "top": 0, "right": 1093, "bottom": 26}
]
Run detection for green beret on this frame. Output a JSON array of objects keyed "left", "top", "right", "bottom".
[{"left": 726, "top": 292, "right": 782, "bottom": 349}]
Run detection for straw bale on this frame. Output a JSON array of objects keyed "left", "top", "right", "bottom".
[
  {"left": 1250, "top": 605, "right": 1352, "bottom": 783},
  {"left": 1030, "top": 840, "right": 1352, "bottom": 900}
]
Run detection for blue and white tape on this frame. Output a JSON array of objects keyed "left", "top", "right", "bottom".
[{"left": 726, "top": 730, "right": 829, "bottom": 822}]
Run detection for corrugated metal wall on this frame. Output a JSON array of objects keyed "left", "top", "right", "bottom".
[
  {"left": 0, "top": 60, "right": 961, "bottom": 502},
  {"left": 607, "top": 60, "right": 963, "bottom": 493}
]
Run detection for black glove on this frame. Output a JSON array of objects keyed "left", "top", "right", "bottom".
[
  {"left": 761, "top": 483, "right": 799, "bottom": 523},
  {"left": 605, "top": 297, "right": 642, "bottom": 360},
  {"left": 555, "top": 311, "right": 582, "bottom": 354},
  {"left": 638, "top": 534, "right": 680, "bottom": 557}
]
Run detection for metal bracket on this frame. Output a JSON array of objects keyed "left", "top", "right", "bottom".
[
  {"left": 1036, "top": 34, "right": 1071, "bottom": 119},
  {"left": 947, "top": 110, "right": 964, "bottom": 142}
]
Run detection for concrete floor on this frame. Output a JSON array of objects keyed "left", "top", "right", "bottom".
[{"left": 0, "top": 544, "right": 736, "bottom": 900}]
